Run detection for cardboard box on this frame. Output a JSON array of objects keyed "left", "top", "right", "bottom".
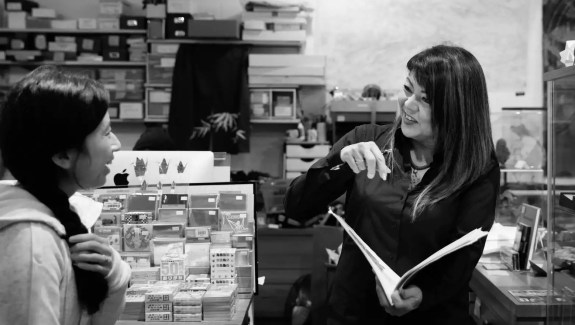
[{"left": 119, "top": 102, "right": 144, "bottom": 119}]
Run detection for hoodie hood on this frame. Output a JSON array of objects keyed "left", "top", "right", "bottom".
[{"left": 0, "top": 183, "right": 65, "bottom": 236}]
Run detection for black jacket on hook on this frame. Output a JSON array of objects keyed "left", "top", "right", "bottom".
[{"left": 168, "top": 43, "right": 250, "bottom": 153}]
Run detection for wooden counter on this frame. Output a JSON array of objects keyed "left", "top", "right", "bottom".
[
  {"left": 470, "top": 264, "right": 575, "bottom": 325},
  {"left": 255, "top": 227, "right": 314, "bottom": 318},
  {"left": 117, "top": 296, "right": 252, "bottom": 325}
]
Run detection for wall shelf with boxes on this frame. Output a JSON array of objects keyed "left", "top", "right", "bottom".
[
  {"left": 147, "top": 38, "right": 302, "bottom": 47},
  {"left": 330, "top": 99, "right": 398, "bottom": 143},
  {"left": 1, "top": 0, "right": 150, "bottom": 123},
  {"left": 0, "top": 28, "right": 146, "bottom": 34}
]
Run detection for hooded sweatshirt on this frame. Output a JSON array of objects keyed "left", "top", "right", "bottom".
[{"left": 0, "top": 183, "right": 131, "bottom": 325}]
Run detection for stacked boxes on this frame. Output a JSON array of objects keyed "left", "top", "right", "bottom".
[
  {"left": 87, "top": 184, "right": 256, "bottom": 320},
  {"left": 173, "top": 290, "right": 204, "bottom": 322},
  {"left": 144, "top": 283, "right": 179, "bottom": 322}
]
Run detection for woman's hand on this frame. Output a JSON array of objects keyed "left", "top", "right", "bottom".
[
  {"left": 69, "top": 233, "right": 114, "bottom": 277},
  {"left": 340, "top": 141, "right": 391, "bottom": 179},
  {"left": 375, "top": 276, "right": 422, "bottom": 317}
]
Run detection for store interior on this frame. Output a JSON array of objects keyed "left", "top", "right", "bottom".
[{"left": 0, "top": 0, "right": 574, "bottom": 324}]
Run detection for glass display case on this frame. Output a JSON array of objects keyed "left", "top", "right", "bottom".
[
  {"left": 491, "top": 108, "right": 546, "bottom": 226},
  {"left": 544, "top": 65, "right": 575, "bottom": 324}
]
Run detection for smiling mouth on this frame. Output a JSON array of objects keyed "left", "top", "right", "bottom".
[{"left": 403, "top": 111, "right": 417, "bottom": 123}]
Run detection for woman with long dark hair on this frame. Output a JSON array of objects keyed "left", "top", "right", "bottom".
[
  {"left": 0, "top": 66, "right": 130, "bottom": 324},
  {"left": 285, "top": 45, "right": 500, "bottom": 324}
]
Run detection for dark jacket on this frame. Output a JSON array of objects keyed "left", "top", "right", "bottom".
[
  {"left": 168, "top": 44, "right": 250, "bottom": 153},
  {"left": 285, "top": 124, "right": 500, "bottom": 324}
]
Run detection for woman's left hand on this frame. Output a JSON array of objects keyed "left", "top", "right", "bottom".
[
  {"left": 69, "top": 233, "right": 114, "bottom": 277},
  {"left": 375, "top": 276, "right": 422, "bottom": 317}
]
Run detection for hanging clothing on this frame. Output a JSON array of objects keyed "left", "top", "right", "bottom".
[{"left": 168, "top": 44, "right": 250, "bottom": 153}]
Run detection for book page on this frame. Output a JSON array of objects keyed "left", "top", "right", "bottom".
[
  {"left": 328, "top": 209, "right": 488, "bottom": 305},
  {"left": 395, "top": 228, "right": 488, "bottom": 290}
]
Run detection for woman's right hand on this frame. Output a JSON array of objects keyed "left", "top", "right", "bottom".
[{"left": 340, "top": 141, "right": 391, "bottom": 180}]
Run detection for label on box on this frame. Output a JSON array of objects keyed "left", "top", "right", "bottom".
[
  {"left": 145, "top": 302, "right": 173, "bottom": 312},
  {"left": 145, "top": 312, "right": 172, "bottom": 322},
  {"left": 160, "top": 255, "right": 186, "bottom": 281}
]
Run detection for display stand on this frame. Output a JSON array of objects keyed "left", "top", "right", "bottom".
[
  {"left": 86, "top": 181, "right": 257, "bottom": 324},
  {"left": 117, "top": 296, "right": 253, "bottom": 325}
]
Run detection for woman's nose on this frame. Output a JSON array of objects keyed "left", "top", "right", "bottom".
[{"left": 403, "top": 95, "right": 418, "bottom": 112}]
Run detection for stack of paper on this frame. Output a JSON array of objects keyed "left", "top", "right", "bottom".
[
  {"left": 202, "top": 284, "right": 238, "bottom": 321},
  {"left": 248, "top": 54, "right": 326, "bottom": 86}
]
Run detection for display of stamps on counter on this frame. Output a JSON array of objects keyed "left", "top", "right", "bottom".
[
  {"left": 121, "top": 252, "right": 152, "bottom": 269},
  {"left": 157, "top": 207, "right": 188, "bottom": 223},
  {"left": 93, "top": 226, "right": 122, "bottom": 251},
  {"left": 98, "top": 193, "right": 127, "bottom": 211},
  {"left": 98, "top": 211, "right": 122, "bottom": 226},
  {"left": 152, "top": 223, "right": 185, "bottom": 238},
  {"left": 160, "top": 253, "right": 186, "bottom": 282},
  {"left": 218, "top": 193, "right": 247, "bottom": 211},
  {"left": 151, "top": 238, "right": 186, "bottom": 266},
  {"left": 160, "top": 193, "right": 189, "bottom": 208},
  {"left": 122, "top": 211, "right": 155, "bottom": 224},
  {"left": 144, "top": 311, "right": 172, "bottom": 322},
  {"left": 189, "top": 194, "right": 218, "bottom": 208},
  {"left": 185, "top": 226, "right": 211, "bottom": 242},
  {"left": 188, "top": 208, "right": 219, "bottom": 230},
  {"left": 126, "top": 193, "right": 158, "bottom": 212},
  {"left": 219, "top": 211, "right": 249, "bottom": 233},
  {"left": 123, "top": 224, "right": 153, "bottom": 252},
  {"left": 231, "top": 233, "right": 253, "bottom": 249},
  {"left": 145, "top": 302, "right": 173, "bottom": 313}
]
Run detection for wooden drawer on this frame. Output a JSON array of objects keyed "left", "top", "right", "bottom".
[
  {"left": 286, "top": 144, "right": 330, "bottom": 158},
  {"left": 285, "top": 157, "right": 319, "bottom": 172}
]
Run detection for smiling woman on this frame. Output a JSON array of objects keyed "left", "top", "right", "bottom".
[
  {"left": 285, "top": 45, "right": 500, "bottom": 325},
  {"left": 0, "top": 66, "right": 130, "bottom": 325}
]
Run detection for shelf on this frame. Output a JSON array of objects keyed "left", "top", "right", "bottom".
[
  {"left": 0, "top": 28, "right": 146, "bottom": 34},
  {"left": 501, "top": 169, "right": 544, "bottom": 173},
  {"left": 249, "top": 83, "right": 324, "bottom": 88},
  {"left": 251, "top": 119, "right": 300, "bottom": 124},
  {"left": 0, "top": 60, "right": 145, "bottom": 67},
  {"left": 148, "top": 39, "right": 303, "bottom": 47},
  {"left": 145, "top": 83, "right": 172, "bottom": 88},
  {"left": 111, "top": 119, "right": 168, "bottom": 124}
]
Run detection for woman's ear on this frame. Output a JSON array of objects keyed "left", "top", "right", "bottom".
[{"left": 51, "top": 149, "right": 78, "bottom": 170}]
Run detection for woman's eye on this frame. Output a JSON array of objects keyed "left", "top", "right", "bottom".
[
  {"left": 403, "top": 85, "right": 412, "bottom": 95},
  {"left": 421, "top": 97, "right": 429, "bottom": 104}
]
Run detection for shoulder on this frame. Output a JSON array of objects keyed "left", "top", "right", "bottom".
[
  {"left": 0, "top": 221, "right": 68, "bottom": 279},
  {"left": 463, "top": 158, "right": 501, "bottom": 195}
]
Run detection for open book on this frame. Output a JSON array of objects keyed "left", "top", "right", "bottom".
[{"left": 327, "top": 209, "right": 488, "bottom": 305}]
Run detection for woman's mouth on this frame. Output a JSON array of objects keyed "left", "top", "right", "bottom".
[{"left": 403, "top": 111, "right": 417, "bottom": 123}]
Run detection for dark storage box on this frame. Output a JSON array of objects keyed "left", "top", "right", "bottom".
[
  {"left": 187, "top": 20, "right": 240, "bottom": 39},
  {"left": 165, "top": 13, "right": 191, "bottom": 39},
  {"left": 120, "top": 15, "right": 147, "bottom": 30}
]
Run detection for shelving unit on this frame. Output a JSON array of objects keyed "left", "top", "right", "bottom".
[
  {"left": 0, "top": 27, "right": 147, "bottom": 124},
  {"left": 0, "top": 60, "right": 145, "bottom": 66},
  {"left": 0, "top": 28, "right": 146, "bottom": 34}
]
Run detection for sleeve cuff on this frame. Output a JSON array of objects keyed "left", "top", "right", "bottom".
[{"left": 105, "top": 249, "right": 131, "bottom": 292}]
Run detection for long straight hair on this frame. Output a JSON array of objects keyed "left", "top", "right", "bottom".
[
  {"left": 383, "top": 45, "right": 494, "bottom": 219},
  {"left": 0, "top": 66, "right": 110, "bottom": 314}
]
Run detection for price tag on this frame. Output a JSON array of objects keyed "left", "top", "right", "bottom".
[{"left": 160, "top": 256, "right": 185, "bottom": 281}]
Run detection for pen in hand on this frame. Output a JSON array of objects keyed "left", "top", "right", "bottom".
[{"left": 331, "top": 148, "right": 392, "bottom": 180}]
